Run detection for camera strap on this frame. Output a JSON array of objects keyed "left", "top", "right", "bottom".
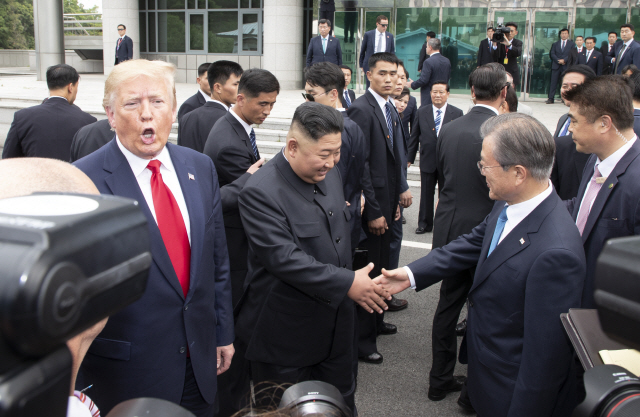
[{"left": 504, "top": 45, "right": 509, "bottom": 65}]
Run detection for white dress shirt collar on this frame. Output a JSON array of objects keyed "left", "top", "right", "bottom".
[
  {"left": 199, "top": 89, "right": 213, "bottom": 102},
  {"left": 48, "top": 96, "right": 69, "bottom": 102},
  {"left": 210, "top": 99, "right": 229, "bottom": 111},
  {"left": 230, "top": 108, "right": 253, "bottom": 137},
  {"left": 595, "top": 135, "right": 637, "bottom": 179},
  {"left": 433, "top": 102, "right": 447, "bottom": 118},
  {"left": 430, "top": 51, "right": 439, "bottom": 56},
  {"left": 368, "top": 87, "right": 391, "bottom": 112},
  {"left": 473, "top": 103, "right": 500, "bottom": 115},
  {"left": 499, "top": 180, "right": 553, "bottom": 244},
  {"left": 116, "top": 135, "right": 175, "bottom": 178}
]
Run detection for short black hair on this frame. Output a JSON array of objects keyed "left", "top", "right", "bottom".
[
  {"left": 562, "top": 64, "right": 597, "bottom": 83},
  {"left": 426, "top": 31, "right": 436, "bottom": 39},
  {"left": 197, "top": 63, "right": 211, "bottom": 77},
  {"left": 609, "top": 31, "right": 618, "bottom": 37},
  {"left": 469, "top": 63, "right": 507, "bottom": 101},
  {"left": 291, "top": 102, "right": 344, "bottom": 142},
  {"left": 621, "top": 23, "right": 635, "bottom": 32},
  {"left": 504, "top": 86, "right": 518, "bottom": 113},
  {"left": 585, "top": 37, "right": 597, "bottom": 43},
  {"left": 305, "top": 62, "right": 345, "bottom": 93},
  {"left": 560, "top": 28, "right": 569, "bottom": 34},
  {"left": 339, "top": 65, "right": 352, "bottom": 75},
  {"left": 368, "top": 52, "right": 400, "bottom": 71},
  {"left": 486, "top": 27, "right": 494, "bottom": 31},
  {"left": 207, "top": 60, "right": 243, "bottom": 90},
  {"left": 318, "top": 18, "right": 331, "bottom": 27},
  {"left": 117, "top": 24, "right": 126, "bottom": 30},
  {"left": 238, "top": 68, "right": 280, "bottom": 98},
  {"left": 629, "top": 71, "right": 640, "bottom": 101},
  {"left": 376, "top": 15, "right": 388, "bottom": 24},
  {"left": 622, "top": 64, "right": 639, "bottom": 75},
  {"left": 46, "top": 64, "right": 80, "bottom": 90},
  {"left": 432, "top": 80, "right": 450, "bottom": 92},
  {"left": 575, "top": 35, "right": 584, "bottom": 40},
  {"left": 396, "top": 87, "right": 411, "bottom": 101},
  {"left": 505, "top": 22, "right": 517, "bottom": 30}
]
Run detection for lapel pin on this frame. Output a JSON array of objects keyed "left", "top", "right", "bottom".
[
  {"left": 188, "top": 173, "right": 195, "bottom": 180},
  {"left": 609, "top": 183, "right": 614, "bottom": 189},
  {"left": 519, "top": 238, "right": 525, "bottom": 245}
]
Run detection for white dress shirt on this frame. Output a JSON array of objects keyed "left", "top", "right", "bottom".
[
  {"left": 229, "top": 108, "right": 253, "bottom": 137},
  {"left": 47, "top": 96, "right": 69, "bottom": 102},
  {"left": 432, "top": 102, "right": 447, "bottom": 135},
  {"left": 620, "top": 41, "right": 633, "bottom": 61},
  {"left": 577, "top": 47, "right": 583, "bottom": 53},
  {"left": 199, "top": 89, "right": 213, "bottom": 102},
  {"left": 404, "top": 180, "right": 554, "bottom": 288},
  {"left": 368, "top": 87, "right": 394, "bottom": 126},
  {"left": 474, "top": 103, "right": 500, "bottom": 115},
  {"left": 586, "top": 48, "right": 594, "bottom": 61},
  {"left": 116, "top": 136, "right": 191, "bottom": 243},
  {"left": 577, "top": 136, "right": 637, "bottom": 215},
  {"left": 67, "top": 397, "right": 92, "bottom": 417},
  {"left": 374, "top": 30, "right": 386, "bottom": 53},
  {"left": 211, "top": 99, "right": 230, "bottom": 111}
]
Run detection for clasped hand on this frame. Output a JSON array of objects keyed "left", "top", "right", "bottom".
[
  {"left": 348, "top": 262, "right": 392, "bottom": 314},
  {"left": 372, "top": 267, "right": 412, "bottom": 296}
]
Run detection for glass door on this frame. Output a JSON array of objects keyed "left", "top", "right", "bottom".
[
  {"left": 395, "top": 8, "right": 440, "bottom": 82},
  {"left": 239, "top": 11, "right": 261, "bottom": 54},
  {"left": 187, "top": 12, "right": 205, "bottom": 53},
  {"left": 357, "top": 9, "right": 392, "bottom": 91},
  {"left": 334, "top": 8, "right": 360, "bottom": 89}
]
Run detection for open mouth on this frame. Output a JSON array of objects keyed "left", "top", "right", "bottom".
[{"left": 141, "top": 128, "right": 155, "bottom": 144}]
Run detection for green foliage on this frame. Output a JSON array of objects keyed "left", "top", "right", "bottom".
[{"left": 0, "top": 0, "right": 35, "bottom": 49}]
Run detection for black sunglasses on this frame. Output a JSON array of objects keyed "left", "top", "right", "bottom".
[{"left": 379, "top": 23, "right": 388, "bottom": 27}]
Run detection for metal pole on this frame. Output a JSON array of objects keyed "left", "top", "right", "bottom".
[{"left": 33, "top": 0, "right": 65, "bottom": 81}]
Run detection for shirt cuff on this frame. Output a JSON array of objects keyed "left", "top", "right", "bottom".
[
  {"left": 403, "top": 266, "right": 417, "bottom": 289},
  {"left": 492, "top": 45, "right": 497, "bottom": 50}
]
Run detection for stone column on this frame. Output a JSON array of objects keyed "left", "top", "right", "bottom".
[
  {"left": 33, "top": 0, "right": 65, "bottom": 81},
  {"left": 102, "top": 0, "right": 139, "bottom": 76},
  {"left": 263, "top": 0, "right": 304, "bottom": 90}
]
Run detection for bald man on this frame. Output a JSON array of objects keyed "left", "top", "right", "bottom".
[{"left": 0, "top": 157, "right": 107, "bottom": 417}]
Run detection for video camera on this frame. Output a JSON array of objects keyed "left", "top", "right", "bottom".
[
  {"left": 492, "top": 25, "right": 511, "bottom": 43},
  {"left": 572, "top": 236, "right": 640, "bottom": 416}
]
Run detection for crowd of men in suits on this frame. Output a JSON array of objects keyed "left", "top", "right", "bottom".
[{"left": 4, "top": 18, "right": 640, "bottom": 416}]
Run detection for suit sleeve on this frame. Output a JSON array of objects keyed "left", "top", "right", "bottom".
[
  {"left": 407, "top": 111, "right": 421, "bottom": 164},
  {"left": 596, "top": 53, "right": 603, "bottom": 75},
  {"left": 418, "top": 46, "right": 426, "bottom": 71},
  {"left": 220, "top": 172, "right": 251, "bottom": 213},
  {"left": 549, "top": 43, "right": 558, "bottom": 62},
  {"left": 2, "top": 113, "right": 24, "bottom": 159},
  {"left": 632, "top": 46, "right": 640, "bottom": 69},
  {"left": 215, "top": 145, "right": 254, "bottom": 184},
  {"left": 506, "top": 248, "right": 585, "bottom": 417},
  {"left": 238, "top": 185, "right": 354, "bottom": 308},
  {"left": 337, "top": 39, "right": 343, "bottom": 66},
  {"left": 509, "top": 39, "right": 522, "bottom": 58},
  {"left": 126, "top": 37, "right": 133, "bottom": 59},
  {"left": 306, "top": 40, "right": 313, "bottom": 67},
  {"left": 70, "top": 129, "right": 82, "bottom": 163},
  {"left": 389, "top": 35, "right": 395, "bottom": 54},
  {"left": 359, "top": 35, "right": 367, "bottom": 67},
  {"left": 477, "top": 43, "right": 482, "bottom": 67},
  {"left": 411, "top": 60, "right": 431, "bottom": 89}
]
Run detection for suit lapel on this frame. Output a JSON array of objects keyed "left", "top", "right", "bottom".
[
  {"left": 102, "top": 140, "right": 185, "bottom": 300},
  {"left": 227, "top": 112, "right": 258, "bottom": 162},
  {"left": 365, "top": 91, "right": 395, "bottom": 158}
]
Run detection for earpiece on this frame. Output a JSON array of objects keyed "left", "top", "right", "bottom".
[{"left": 601, "top": 123, "right": 605, "bottom": 127}]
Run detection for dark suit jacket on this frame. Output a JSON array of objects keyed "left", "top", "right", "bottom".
[
  {"left": 340, "top": 88, "right": 356, "bottom": 109},
  {"left": 69, "top": 119, "right": 114, "bottom": 162},
  {"left": 411, "top": 53, "right": 451, "bottom": 107},
  {"left": 433, "top": 106, "right": 496, "bottom": 249},
  {"left": 235, "top": 152, "right": 354, "bottom": 366},
  {"left": 477, "top": 38, "right": 494, "bottom": 67},
  {"left": 178, "top": 91, "right": 206, "bottom": 122},
  {"left": 306, "top": 35, "right": 343, "bottom": 67},
  {"left": 401, "top": 95, "right": 418, "bottom": 135},
  {"left": 178, "top": 101, "right": 228, "bottom": 153},
  {"left": 492, "top": 38, "right": 523, "bottom": 79},
  {"left": 550, "top": 113, "right": 591, "bottom": 200},
  {"left": 407, "top": 103, "right": 463, "bottom": 174},
  {"left": 583, "top": 49, "right": 604, "bottom": 75},
  {"left": 115, "top": 35, "right": 133, "bottom": 64},
  {"left": 567, "top": 46, "right": 586, "bottom": 67},
  {"left": 203, "top": 111, "right": 256, "bottom": 306},
  {"left": 319, "top": 0, "right": 335, "bottom": 12},
  {"left": 567, "top": 139, "right": 640, "bottom": 308},
  {"left": 607, "top": 40, "right": 640, "bottom": 74},
  {"left": 347, "top": 90, "right": 403, "bottom": 224},
  {"left": 359, "top": 30, "right": 395, "bottom": 73},
  {"left": 549, "top": 39, "right": 574, "bottom": 71},
  {"left": 601, "top": 41, "right": 618, "bottom": 74},
  {"left": 74, "top": 140, "right": 234, "bottom": 414},
  {"left": 410, "top": 193, "right": 585, "bottom": 417},
  {"left": 2, "top": 97, "right": 97, "bottom": 161},
  {"left": 417, "top": 43, "right": 428, "bottom": 72},
  {"left": 634, "top": 109, "right": 640, "bottom": 137}
]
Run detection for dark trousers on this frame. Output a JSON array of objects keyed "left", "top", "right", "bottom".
[
  {"left": 215, "top": 338, "right": 251, "bottom": 417},
  {"left": 429, "top": 269, "right": 474, "bottom": 389},
  {"left": 389, "top": 208, "right": 403, "bottom": 269},
  {"left": 344, "top": 13, "right": 357, "bottom": 42},
  {"left": 548, "top": 66, "right": 565, "bottom": 100},
  {"left": 319, "top": 10, "right": 334, "bottom": 36},
  {"left": 181, "top": 358, "right": 215, "bottom": 417},
  {"left": 418, "top": 171, "right": 438, "bottom": 229}
]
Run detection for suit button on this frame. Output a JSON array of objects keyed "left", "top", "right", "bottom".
[
  {"left": 184, "top": 304, "right": 189, "bottom": 311},
  {"left": 469, "top": 300, "right": 474, "bottom": 308},
  {"left": 179, "top": 347, "right": 186, "bottom": 354},
  {"left": 329, "top": 211, "right": 333, "bottom": 216},
  {"left": 314, "top": 189, "right": 317, "bottom": 194},
  {"left": 336, "top": 237, "right": 341, "bottom": 243}
]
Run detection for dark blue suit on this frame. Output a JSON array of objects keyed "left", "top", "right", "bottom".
[
  {"left": 548, "top": 39, "right": 574, "bottom": 100},
  {"left": 607, "top": 39, "right": 640, "bottom": 74},
  {"left": 74, "top": 139, "right": 234, "bottom": 415},
  {"left": 115, "top": 35, "right": 133, "bottom": 65},
  {"left": 567, "top": 139, "right": 640, "bottom": 308},
  {"left": 583, "top": 49, "right": 603, "bottom": 75},
  {"left": 634, "top": 109, "right": 640, "bottom": 137},
  {"left": 410, "top": 53, "right": 451, "bottom": 107},
  {"left": 359, "top": 29, "right": 395, "bottom": 88},
  {"left": 410, "top": 192, "right": 585, "bottom": 417},
  {"left": 306, "top": 35, "right": 342, "bottom": 67}
]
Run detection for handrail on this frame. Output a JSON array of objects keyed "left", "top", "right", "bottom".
[{"left": 63, "top": 13, "right": 102, "bottom": 36}]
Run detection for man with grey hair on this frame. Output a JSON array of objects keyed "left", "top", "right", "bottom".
[
  {"left": 235, "top": 102, "right": 390, "bottom": 412},
  {"left": 407, "top": 38, "right": 451, "bottom": 107},
  {"left": 374, "top": 113, "right": 586, "bottom": 416}
]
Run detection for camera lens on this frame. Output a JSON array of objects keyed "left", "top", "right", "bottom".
[{"left": 599, "top": 388, "right": 640, "bottom": 417}]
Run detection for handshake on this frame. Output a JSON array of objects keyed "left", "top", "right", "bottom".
[{"left": 347, "top": 263, "right": 413, "bottom": 313}]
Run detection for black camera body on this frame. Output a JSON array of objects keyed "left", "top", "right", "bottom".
[{"left": 492, "top": 25, "right": 511, "bottom": 43}]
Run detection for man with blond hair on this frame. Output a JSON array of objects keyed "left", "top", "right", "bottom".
[{"left": 73, "top": 59, "right": 234, "bottom": 417}]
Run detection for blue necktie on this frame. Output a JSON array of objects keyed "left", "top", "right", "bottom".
[
  {"left": 488, "top": 206, "right": 508, "bottom": 257},
  {"left": 322, "top": 37, "right": 327, "bottom": 54},
  {"left": 559, "top": 118, "right": 570, "bottom": 137},
  {"left": 384, "top": 102, "right": 394, "bottom": 148},
  {"left": 435, "top": 109, "right": 442, "bottom": 136},
  {"left": 249, "top": 128, "right": 259, "bottom": 159},
  {"left": 344, "top": 90, "right": 351, "bottom": 108}
]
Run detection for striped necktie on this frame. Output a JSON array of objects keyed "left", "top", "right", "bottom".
[
  {"left": 435, "top": 109, "right": 442, "bottom": 136},
  {"left": 344, "top": 90, "right": 351, "bottom": 107},
  {"left": 615, "top": 44, "right": 627, "bottom": 73},
  {"left": 249, "top": 128, "right": 259, "bottom": 159},
  {"left": 384, "top": 102, "right": 394, "bottom": 147}
]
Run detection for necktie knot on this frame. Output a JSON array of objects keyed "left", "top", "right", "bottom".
[
  {"left": 592, "top": 165, "right": 602, "bottom": 180},
  {"left": 498, "top": 206, "right": 508, "bottom": 222},
  {"left": 147, "top": 159, "right": 161, "bottom": 174},
  {"left": 436, "top": 109, "right": 441, "bottom": 115}
]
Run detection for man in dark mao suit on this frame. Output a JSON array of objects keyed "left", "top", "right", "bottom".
[
  {"left": 235, "top": 102, "right": 390, "bottom": 412},
  {"left": 178, "top": 61, "right": 243, "bottom": 153},
  {"left": 69, "top": 119, "right": 114, "bottom": 162},
  {"left": 376, "top": 113, "right": 586, "bottom": 417},
  {"left": 550, "top": 65, "right": 596, "bottom": 200},
  {"left": 408, "top": 38, "right": 450, "bottom": 107},
  {"left": 3, "top": 64, "right": 96, "bottom": 161},
  {"left": 73, "top": 60, "right": 234, "bottom": 417},
  {"left": 348, "top": 52, "right": 403, "bottom": 364},
  {"left": 564, "top": 76, "right": 640, "bottom": 309},
  {"left": 426, "top": 64, "right": 507, "bottom": 403},
  {"left": 359, "top": 16, "right": 395, "bottom": 89},
  {"left": 582, "top": 37, "right": 603, "bottom": 75},
  {"left": 306, "top": 19, "right": 342, "bottom": 67}
]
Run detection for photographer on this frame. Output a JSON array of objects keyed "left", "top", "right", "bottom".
[{"left": 492, "top": 22, "right": 523, "bottom": 89}]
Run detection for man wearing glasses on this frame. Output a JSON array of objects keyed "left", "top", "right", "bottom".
[
  {"left": 115, "top": 24, "right": 133, "bottom": 65},
  {"left": 359, "top": 16, "right": 395, "bottom": 89}
]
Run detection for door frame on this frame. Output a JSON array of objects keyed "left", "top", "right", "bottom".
[{"left": 186, "top": 11, "right": 206, "bottom": 54}]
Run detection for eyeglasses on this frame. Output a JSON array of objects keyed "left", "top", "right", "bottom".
[
  {"left": 379, "top": 24, "right": 388, "bottom": 27},
  {"left": 477, "top": 161, "right": 502, "bottom": 173},
  {"left": 118, "top": 28, "right": 125, "bottom": 31},
  {"left": 302, "top": 91, "right": 327, "bottom": 101}
]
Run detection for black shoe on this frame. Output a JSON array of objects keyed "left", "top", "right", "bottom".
[
  {"left": 359, "top": 352, "right": 383, "bottom": 364},
  {"left": 545, "top": 98, "right": 554, "bottom": 104},
  {"left": 456, "top": 319, "right": 467, "bottom": 336},
  {"left": 428, "top": 375, "right": 466, "bottom": 401},
  {"left": 387, "top": 296, "right": 408, "bottom": 312},
  {"left": 457, "top": 383, "right": 475, "bottom": 412},
  {"left": 415, "top": 226, "right": 432, "bottom": 234},
  {"left": 378, "top": 322, "right": 397, "bottom": 335},
  {"left": 401, "top": 216, "right": 406, "bottom": 224}
]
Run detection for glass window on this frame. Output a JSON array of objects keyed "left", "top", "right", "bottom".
[
  {"left": 209, "top": 11, "right": 238, "bottom": 53},
  {"left": 197, "top": 0, "right": 205, "bottom": 9},
  {"left": 157, "top": 0, "right": 184, "bottom": 9},
  {"left": 334, "top": 10, "right": 359, "bottom": 88},
  {"left": 441, "top": 8, "right": 488, "bottom": 93},
  {"left": 139, "top": 12, "right": 147, "bottom": 52},
  {"left": 208, "top": 0, "right": 237, "bottom": 9},
  {"left": 158, "top": 12, "right": 186, "bottom": 52},
  {"left": 190, "top": 14, "right": 204, "bottom": 50},
  {"left": 188, "top": 0, "right": 195, "bottom": 8},
  {"left": 396, "top": 8, "right": 440, "bottom": 81},
  {"left": 632, "top": 9, "right": 640, "bottom": 32},
  {"left": 139, "top": 0, "right": 146, "bottom": 11},
  {"left": 241, "top": 0, "right": 250, "bottom": 8},
  {"left": 148, "top": 0, "right": 155, "bottom": 9},
  {"left": 575, "top": 8, "right": 627, "bottom": 49},
  {"left": 242, "top": 13, "right": 258, "bottom": 51},
  {"left": 528, "top": 11, "right": 569, "bottom": 98},
  {"left": 149, "top": 12, "right": 156, "bottom": 52},
  {"left": 493, "top": 11, "right": 526, "bottom": 88}
]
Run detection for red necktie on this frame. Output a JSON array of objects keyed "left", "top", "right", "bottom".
[
  {"left": 147, "top": 160, "right": 191, "bottom": 297},
  {"left": 117, "top": 38, "right": 122, "bottom": 49}
]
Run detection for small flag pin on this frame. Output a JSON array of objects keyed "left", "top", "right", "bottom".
[
  {"left": 519, "top": 238, "right": 525, "bottom": 245},
  {"left": 188, "top": 173, "right": 195, "bottom": 180},
  {"left": 609, "top": 183, "right": 613, "bottom": 189}
]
